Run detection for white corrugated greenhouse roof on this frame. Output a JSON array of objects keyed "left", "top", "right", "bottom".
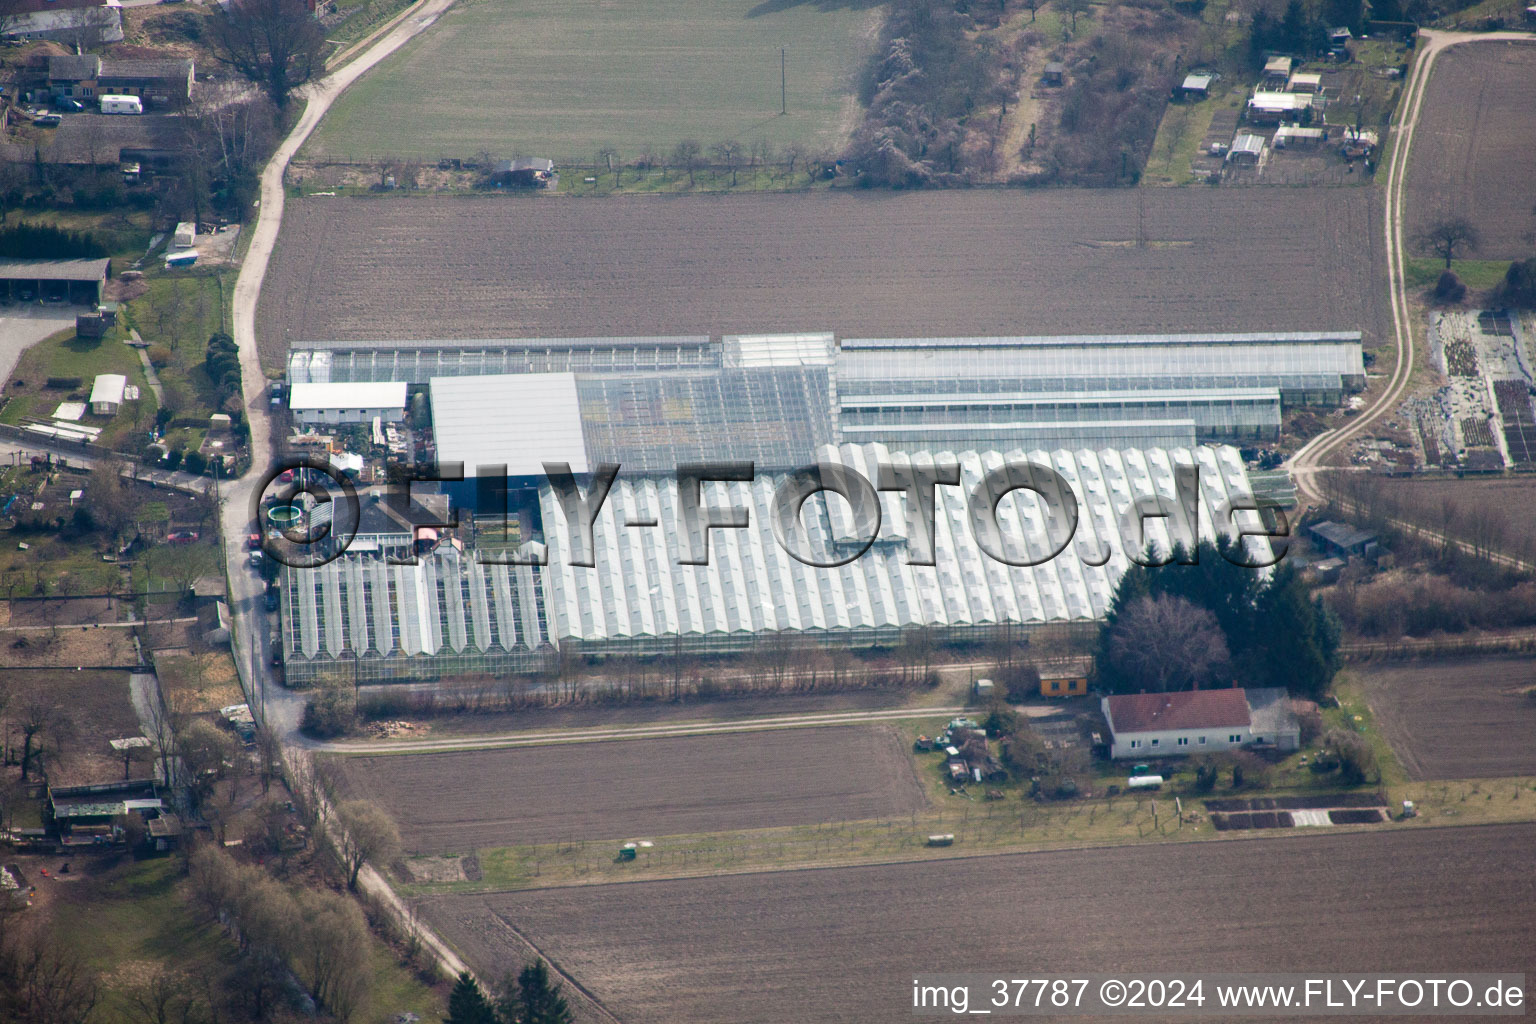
[
  {"left": 90, "top": 374, "right": 126, "bottom": 405},
  {"left": 841, "top": 331, "right": 1361, "bottom": 349},
  {"left": 431, "top": 373, "right": 587, "bottom": 476},
  {"left": 538, "top": 442, "right": 1269, "bottom": 645},
  {"left": 288, "top": 381, "right": 407, "bottom": 411},
  {"left": 723, "top": 333, "right": 834, "bottom": 367}
]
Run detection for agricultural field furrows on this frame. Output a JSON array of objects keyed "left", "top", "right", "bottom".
[
  {"left": 330, "top": 724, "right": 925, "bottom": 854},
  {"left": 302, "top": 0, "right": 880, "bottom": 164},
  {"left": 422, "top": 823, "right": 1536, "bottom": 1024},
  {"left": 1404, "top": 41, "right": 1536, "bottom": 261},
  {"left": 256, "top": 188, "right": 1389, "bottom": 369},
  {"left": 1355, "top": 656, "right": 1536, "bottom": 780}
]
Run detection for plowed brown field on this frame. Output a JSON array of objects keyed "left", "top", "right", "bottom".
[
  {"left": 422, "top": 823, "right": 1536, "bottom": 1024},
  {"left": 256, "top": 189, "right": 1389, "bottom": 369},
  {"left": 1355, "top": 656, "right": 1536, "bottom": 779},
  {"left": 332, "top": 724, "right": 925, "bottom": 854},
  {"left": 1405, "top": 41, "right": 1536, "bottom": 261}
]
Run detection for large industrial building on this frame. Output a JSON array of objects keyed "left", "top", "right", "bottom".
[{"left": 279, "top": 442, "right": 1271, "bottom": 684}]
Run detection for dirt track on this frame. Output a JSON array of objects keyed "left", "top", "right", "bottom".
[
  {"left": 255, "top": 188, "right": 1389, "bottom": 368},
  {"left": 1355, "top": 656, "right": 1536, "bottom": 779},
  {"left": 1404, "top": 40, "right": 1536, "bottom": 260},
  {"left": 332, "top": 724, "right": 925, "bottom": 853},
  {"left": 422, "top": 823, "right": 1536, "bottom": 1024}
]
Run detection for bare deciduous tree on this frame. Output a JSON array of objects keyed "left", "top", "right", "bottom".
[
  {"left": 208, "top": 0, "right": 325, "bottom": 110},
  {"left": 671, "top": 139, "right": 702, "bottom": 186},
  {"left": 1416, "top": 214, "right": 1480, "bottom": 269},
  {"left": 1105, "top": 593, "right": 1230, "bottom": 692},
  {"left": 334, "top": 799, "right": 400, "bottom": 891}
]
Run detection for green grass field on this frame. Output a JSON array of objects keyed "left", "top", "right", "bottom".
[{"left": 305, "top": 0, "right": 882, "bottom": 164}]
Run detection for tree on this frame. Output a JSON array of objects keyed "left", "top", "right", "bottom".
[
  {"left": 1063, "top": 0, "right": 1088, "bottom": 32},
  {"left": 334, "top": 799, "right": 400, "bottom": 891},
  {"left": 710, "top": 140, "right": 741, "bottom": 186},
  {"left": 1432, "top": 269, "right": 1466, "bottom": 304},
  {"left": 446, "top": 972, "right": 495, "bottom": 1024},
  {"left": 297, "top": 891, "right": 371, "bottom": 1023},
  {"left": 1500, "top": 257, "right": 1536, "bottom": 307},
  {"left": 1416, "top": 215, "right": 1480, "bottom": 269},
  {"left": 178, "top": 719, "right": 235, "bottom": 801},
  {"left": 87, "top": 458, "right": 137, "bottom": 548},
  {"left": 498, "top": 960, "right": 573, "bottom": 1024},
  {"left": 208, "top": 0, "right": 325, "bottom": 110},
  {"left": 671, "top": 139, "right": 701, "bottom": 186},
  {"left": 1102, "top": 593, "right": 1230, "bottom": 693}
]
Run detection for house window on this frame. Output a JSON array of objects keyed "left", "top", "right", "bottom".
[
  {"left": 1150, "top": 738, "right": 1159, "bottom": 747},
  {"left": 1229, "top": 734, "right": 1241, "bottom": 743},
  {"left": 1177, "top": 737, "right": 1189, "bottom": 746},
  {"left": 1129, "top": 739, "right": 1141, "bottom": 749},
  {"left": 1198, "top": 736, "right": 1207, "bottom": 745},
  {"left": 1050, "top": 680, "right": 1060, "bottom": 691}
]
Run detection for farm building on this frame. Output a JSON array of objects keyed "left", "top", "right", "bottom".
[
  {"left": 1227, "top": 133, "right": 1266, "bottom": 165},
  {"left": 1102, "top": 687, "right": 1299, "bottom": 759},
  {"left": 1039, "top": 656, "right": 1093, "bottom": 697},
  {"left": 1307, "top": 520, "right": 1377, "bottom": 558},
  {"left": 288, "top": 381, "right": 408, "bottom": 425},
  {"left": 1042, "top": 62, "right": 1066, "bottom": 86},
  {"left": 34, "top": 54, "right": 196, "bottom": 109},
  {"left": 1, "top": 0, "right": 122, "bottom": 43},
  {"left": 280, "top": 442, "right": 1271, "bottom": 681},
  {"left": 90, "top": 374, "right": 126, "bottom": 415},
  {"left": 0, "top": 257, "right": 110, "bottom": 305},
  {"left": 1180, "top": 73, "right": 1213, "bottom": 99},
  {"left": 287, "top": 336, "right": 718, "bottom": 383}
]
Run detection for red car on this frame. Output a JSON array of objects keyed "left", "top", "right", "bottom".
[
  {"left": 166, "top": 530, "right": 199, "bottom": 544},
  {"left": 246, "top": 533, "right": 262, "bottom": 550}
]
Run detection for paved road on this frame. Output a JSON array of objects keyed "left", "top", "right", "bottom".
[{"left": 1288, "top": 29, "right": 1536, "bottom": 505}]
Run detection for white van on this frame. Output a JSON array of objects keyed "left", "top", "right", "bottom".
[{"left": 99, "top": 95, "right": 143, "bottom": 115}]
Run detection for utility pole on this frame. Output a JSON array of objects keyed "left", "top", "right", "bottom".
[{"left": 781, "top": 47, "right": 787, "bottom": 115}]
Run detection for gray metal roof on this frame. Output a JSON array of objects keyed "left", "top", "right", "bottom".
[
  {"left": 0, "top": 258, "right": 109, "bottom": 282},
  {"left": 289, "top": 336, "right": 717, "bottom": 383},
  {"left": 430, "top": 372, "right": 589, "bottom": 477},
  {"left": 840, "top": 331, "right": 1363, "bottom": 349}
]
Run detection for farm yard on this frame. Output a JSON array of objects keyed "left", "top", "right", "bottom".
[
  {"left": 301, "top": 0, "right": 880, "bottom": 165},
  {"left": 1404, "top": 41, "right": 1536, "bottom": 261},
  {"left": 329, "top": 725, "right": 926, "bottom": 854},
  {"left": 256, "top": 188, "right": 1388, "bottom": 367},
  {"left": 1355, "top": 657, "right": 1536, "bottom": 780},
  {"left": 420, "top": 823, "right": 1536, "bottom": 1024}
]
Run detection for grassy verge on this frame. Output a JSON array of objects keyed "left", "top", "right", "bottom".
[
  {"left": 1142, "top": 96, "right": 1223, "bottom": 186},
  {"left": 1404, "top": 257, "right": 1512, "bottom": 293}
]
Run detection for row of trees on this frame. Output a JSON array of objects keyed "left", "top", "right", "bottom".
[
  {"left": 445, "top": 963, "right": 573, "bottom": 1024},
  {"left": 1096, "top": 539, "right": 1341, "bottom": 699},
  {"left": 0, "top": 223, "right": 108, "bottom": 259},
  {"left": 1249, "top": 0, "right": 1362, "bottom": 64},
  {"left": 189, "top": 845, "right": 374, "bottom": 1022}
]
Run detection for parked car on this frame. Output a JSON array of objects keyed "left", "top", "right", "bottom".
[
  {"left": 248, "top": 550, "right": 264, "bottom": 567},
  {"left": 33, "top": 113, "right": 61, "bottom": 127},
  {"left": 166, "top": 530, "right": 199, "bottom": 544},
  {"left": 246, "top": 533, "right": 262, "bottom": 550},
  {"left": 54, "top": 98, "right": 85, "bottom": 112}
]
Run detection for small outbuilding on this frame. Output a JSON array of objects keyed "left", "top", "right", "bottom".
[
  {"left": 288, "top": 381, "right": 408, "bottom": 425},
  {"left": 1246, "top": 91, "right": 1314, "bottom": 124},
  {"left": 1226, "top": 132, "right": 1266, "bottom": 165},
  {"left": 1308, "top": 519, "right": 1377, "bottom": 558},
  {"left": 1287, "top": 71, "right": 1323, "bottom": 94},
  {"left": 1262, "top": 55, "right": 1294, "bottom": 85},
  {"left": 90, "top": 373, "right": 127, "bottom": 415},
  {"left": 1180, "top": 73, "right": 1213, "bottom": 98},
  {"left": 1042, "top": 62, "right": 1066, "bottom": 86}
]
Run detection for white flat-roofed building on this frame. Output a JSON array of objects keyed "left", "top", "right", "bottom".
[
  {"left": 288, "top": 381, "right": 407, "bottom": 425},
  {"left": 430, "top": 372, "right": 588, "bottom": 478}
]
